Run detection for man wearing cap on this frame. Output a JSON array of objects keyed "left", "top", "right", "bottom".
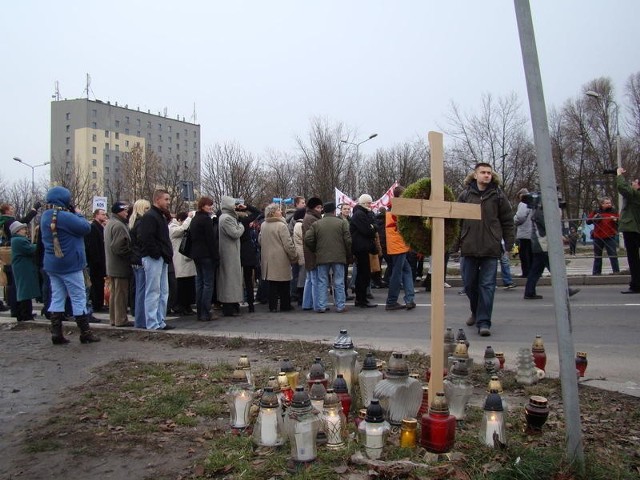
[
  {"left": 104, "top": 202, "right": 133, "bottom": 327},
  {"left": 301, "top": 197, "right": 323, "bottom": 311},
  {"left": 304, "top": 201, "right": 352, "bottom": 313}
]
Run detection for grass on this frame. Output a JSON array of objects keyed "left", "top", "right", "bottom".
[{"left": 18, "top": 340, "right": 640, "bottom": 479}]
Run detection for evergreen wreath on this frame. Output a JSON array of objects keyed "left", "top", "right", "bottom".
[{"left": 396, "top": 178, "right": 460, "bottom": 255}]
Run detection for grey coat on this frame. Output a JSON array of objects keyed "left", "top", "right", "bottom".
[
  {"left": 217, "top": 196, "right": 245, "bottom": 303},
  {"left": 514, "top": 201, "right": 533, "bottom": 240},
  {"left": 304, "top": 215, "right": 352, "bottom": 265},
  {"left": 259, "top": 217, "right": 297, "bottom": 281},
  {"left": 104, "top": 215, "right": 132, "bottom": 278}
]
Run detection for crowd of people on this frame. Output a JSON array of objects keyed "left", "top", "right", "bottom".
[{"left": 1, "top": 164, "right": 639, "bottom": 344}]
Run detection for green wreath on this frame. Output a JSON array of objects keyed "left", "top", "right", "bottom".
[{"left": 396, "top": 178, "right": 460, "bottom": 255}]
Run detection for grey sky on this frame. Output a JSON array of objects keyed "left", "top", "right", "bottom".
[{"left": 1, "top": 0, "right": 638, "bottom": 185}]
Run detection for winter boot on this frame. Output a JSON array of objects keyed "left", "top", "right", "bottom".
[
  {"left": 75, "top": 314, "right": 101, "bottom": 344},
  {"left": 50, "top": 313, "right": 70, "bottom": 345}
]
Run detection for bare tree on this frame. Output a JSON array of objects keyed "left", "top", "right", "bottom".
[
  {"left": 50, "top": 159, "right": 94, "bottom": 214},
  {"left": 624, "top": 71, "right": 640, "bottom": 180},
  {"left": 295, "top": 117, "right": 353, "bottom": 201},
  {"left": 443, "top": 92, "right": 535, "bottom": 198},
  {"left": 261, "top": 150, "right": 299, "bottom": 205},
  {"left": 201, "top": 142, "right": 264, "bottom": 207},
  {"left": 6, "top": 179, "right": 32, "bottom": 220}
]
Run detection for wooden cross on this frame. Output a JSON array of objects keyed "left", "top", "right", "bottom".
[{"left": 391, "top": 131, "right": 481, "bottom": 398}]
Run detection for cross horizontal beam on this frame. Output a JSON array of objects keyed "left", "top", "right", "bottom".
[{"left": 392, "top": 198, "right": 481, "bottom": 220}]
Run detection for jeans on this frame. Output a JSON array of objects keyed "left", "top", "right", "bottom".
[
  {"left": 317, "top": 263, "right": 346, "bottom": 311},
  {"left": 195, "top": 257, "right": 215, "bottom": 321},
  {"left": 302, "top": 268, "right": 319, "bottom": 310},
  {"left": 386, "top": 253, "right": 415, "bottom": 306},
  {"left": 500, "top": 251, "right": 513, "bottom": 285},
  {"left": 461, "top": 256, "right": 498, "bottom": 330},
  {"left": 525, "top": 252, "right": 550, "bottom": 297},
  {"left": 132, "top": 265, "right": 146, "bottom": 328},
  {"left": 48, "top": 270, "right": 88, "bottom": 316},
  {"left": 592, "top": 236, "right": 619, "bottom": 274},
  {"left": 141, "top": 256, "right": 168, "bottom": 330},
  {"left": 623, "top": 231, "right": 640, "bottom": 291}
]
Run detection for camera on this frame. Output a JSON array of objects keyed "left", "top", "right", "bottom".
[
  {"left": 522, "top": 192, "right": 566, "bottom": 209},
  {"left": 603, "top": 168, "right": 617, "bottom": 175},
  {"left": 234, "top": 198, "right": 245, "bottom": 206},
  {"left": 521, "top": 192, "right": 542, "bottom": 208}
]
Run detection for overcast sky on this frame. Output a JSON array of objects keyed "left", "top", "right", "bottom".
[{"left": 1, "top": 0, "right": 638, "bottom": 185}]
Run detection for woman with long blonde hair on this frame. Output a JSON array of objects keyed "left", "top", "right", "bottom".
[{"left": 129, "top": 199, "right": 151, "bottom": 328}]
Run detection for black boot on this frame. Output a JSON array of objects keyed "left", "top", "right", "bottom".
[
  {"left": 297, "top": 287, "right": 304, "bottom": 306},
  {"left": 75, "top": 314, "right": 100, "bottom": 343},
  {"left": 50, "top": 313, "right": 70, "bottom": 345}
]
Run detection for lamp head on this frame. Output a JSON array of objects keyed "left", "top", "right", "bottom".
[
  {"left": 13, "top": 157, "right": 22, "bottom": 163},
  {"left": 368, "top": 133, "right": 378, "bottom": 139},
  {"left": 585, "top": 90, "right": 601, "bottom": 99}
]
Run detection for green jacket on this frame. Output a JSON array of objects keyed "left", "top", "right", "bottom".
[
  {"left": 304, "top": 215, "right": 352, "bottom": 265},
  {"left": 11, "top": 235, "right": 40, "bottom": 301},
  {"left": 617, "top": 175, "right": 640, "bottom": 234}
]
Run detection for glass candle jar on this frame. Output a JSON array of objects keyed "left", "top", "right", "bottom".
[{"left": 399, "top": 417, "right": 418, "bottom": 448}]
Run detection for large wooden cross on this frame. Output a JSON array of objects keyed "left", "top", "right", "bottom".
[{"left": 391, "top": 131, "right": 481, "bottom": 398}]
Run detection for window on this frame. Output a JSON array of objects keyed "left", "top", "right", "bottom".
[
  {"left": 168, "top": 147, "right": 172, "bottom": 154},
  {"left": 147, "top": 121, "right": 151, "bottom": 128},
  {"left": 92, "top": 122, "right": 97, "bottom": 128},
  {"left": 158, "top": 123, "right": 162, "bottom": 131},
  {"left": 168, "top": 125, "right": 172, "bottom": 132},
  {"left": 65, "top": 112, "right": 70, "bottom": 120},
  {"left": 168, "top": 136, "right": 171, "bottom": 143},
  {"left": 65, "top": 125, "right": 70, "bottom": 132},
  {"left": 193, "top": 141, "right": 197, "bottom": 148},
  {"left": 115, "top": 156, "right": 120, "bottom": 163},
  {"left": 65, "top": 137, "right": 70, "bottom": 145},
  {"left": 136, "top": 118, "right": 141, "bottom": 126},
  {"left": 105, "top": 167, "right": 110, "bottom": 173},
  {"left": 176, "top": 143, "right": 180, "bottom": 151},
  {"left": 115, "top": 120, "right": 120, "bottom": 128},
  {"left": 125, "top": 128, "right": 129, "bottom": 135},
  {"left": 92, "top": 109, "right": 97, "bottom": 117},
  {"left": 115, "top": 144, "right": 120, "bottom": 151},
  {"left": 92, "top": 134, "right": 97, "bottom": 142},
  {"left": 105, "top": 179, "right": 110, "bottom": 186},
  {"left": 92, "top": 159, "right": 97, "bottom": 166},
  {"left": 125, "top": 116, "right": 130, "bottom": 124},
  {"left": 159, "top": 135, "right": 162, "bottom": 142},
  {"left": 92, "top": 147, "right": 97, "bottom": 154},
  {"left": 125, "top": 140, "right": 129, "bottom": 147},
  {"left": 105, "top": 154, "right": 110, "bottom": 161},
  {"left": 65, "top": 149, "right": 70, "bottom": 157},
  {"left": 158, "top": 145, "right": 162, "bottom": 153},
  {"left": 176, "top": 132, "right": 180, "bottom": 139},
  {"left": 177, "top": 154, "right": 180, "bottom": 161},
  {"left": 92, "top": 172, "right": 97, "bottom": 179},
  {"left": 184, "top": 161, "right": 188, "bottom": 169},
  {"left": 105, "top": 130, "right": 109, "bottom": 137},
  {"left": 115, "top": 132, "right": 119, "bottom": 139},
  {"left": 147, "top": 132, "right": 151, "bottom": 140},
  {"left": 137, "top": 130, "right": 141, "bottom": 136},
  {"left": 135, "top": 141, "right": 140, "bottom": 147},
  {"left": 193, "top": 131, "right": 197, "bottom": 138},
  {"left": 105, "top": 143, "right": 109, "bottom": 150}
]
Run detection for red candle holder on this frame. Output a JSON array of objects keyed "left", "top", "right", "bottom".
[
  {"left": 420, "top": 392, "right": 456, "bottom": 454},
  {"left": 575, "top": 352, "right": 588, "bottom": 377}
]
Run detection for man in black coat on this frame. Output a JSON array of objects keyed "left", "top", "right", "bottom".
[
  {"left": 85, "top": 209, "right": 108, "bottom": 312},
  {"left": 137, "top": 189, "right": 175, "bottom": 331}
]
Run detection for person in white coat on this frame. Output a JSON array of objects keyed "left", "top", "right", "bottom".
[
  {"left": 513, "top": 188, "right": 533, "bottom": 278},
  {"left": 169, "top": 211, "right": 196, "bottom": 315},
  {"left": 217, "top": 196, "right": 245, "bottom": 317}
]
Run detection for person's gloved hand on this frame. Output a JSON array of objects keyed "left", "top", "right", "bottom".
[{"left": 33, "top": 201, "right": 42, "bottom": 210}]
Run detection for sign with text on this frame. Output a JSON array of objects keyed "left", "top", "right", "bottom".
[{"left": 92, "top": 196, "right": 108, "bottom": 212}]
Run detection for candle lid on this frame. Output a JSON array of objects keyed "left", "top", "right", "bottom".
[
  {"left": 237, "top": 354, "right": 250, "bottom": 369},
  {"left": 386, "top": 352, "right": 409, "bottom": 378},
  {"left": 323, "top": 388, "right": 341, "bottom": 408},
  {"left": 576, "top": 352, "right": 587, "bottom": 358},
  {"left": 484, "top": 346, "right": 496, "bottom": 358},
  {"left": 444, "top": 327, "right": 455, "bottom": 343},
  {"left": 290, "top": 386, "right": 311, "bottom": 409},
  {"left": 267, "top": 376, "right": 280, "bottom": 392},
  {"left": 529, "top": 395, "right": 548, "bottom": 408},
  {"left": 362, "top": 352, "right": 378, "bottom": 370},
  {"left": 453, "top": 341, "right": 469, "bottom": 357},
  {"left": 365, "top": 399, "right": 385, "bottom": 423},
  {"left": 309, "top": 361, "right": 326, "bottom": 380},
  {"left": 484, "top": 390, "right": 504, "bottom": 412},
  {"left": 429, "top": 392, "right": 450, "bottom": 414},
  {"left": 260, "top": 387, "right": 279, "bottom": 408},
  {"left": 309, "top": 381, "right": 327, "bottom": 401},
  {"left": 230, "top": 368, "right": 248, "bottom": 383},
  {"left": 450, "top": 359, "right": 469, "bottom": 377},
  {"left": 401, "top": 417, "right": 418, "bottom": 428},
  {"left": 333, "top": 329, "right": 354, "bottom": 349},
  {"left": 280, "top": 358, "right": 294, "bottom": 372},
  {"left": 332, "top": 374, "right": 349, "bottom": 393}
]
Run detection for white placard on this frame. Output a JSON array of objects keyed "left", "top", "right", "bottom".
[{"left": 92, "top": 196, "right": 108, "bottom": 212}]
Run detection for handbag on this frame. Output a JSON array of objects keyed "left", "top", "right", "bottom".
[{"left": 178, "top": 228, "right": 193, "bottom": 258}]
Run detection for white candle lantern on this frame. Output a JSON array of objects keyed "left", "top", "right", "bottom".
[
  {"left": 322, "top": 389, "right": 347, "bottom": 449},
  {"left": 479, "top": 389, "right": 506, "bottom": 448},
  {"left": 253, "top": 387, "right": 285, "bottom": 446},
  {"left": 373, "top": 352, "right": 422, "bottom": 426},
  {"left": 226, "top": 369, "right": 254, "bottom": 430},
  {"left": 363, "top": 399, "right": 390, "bottom": 460},
  {"left": 328, "top": 329, "right": 358, "bottom": 393},
  {"left": 237, "top": 354, "right": 253, "bottom": 386},
  {"left": 443, "top": 359, "right": 473, "bottom": 420},
  {"left": 358, "top": 352, "right": 383, "bottom": 408},
  {"left": 284, "top": 386, "right": 321, "bottom": 465}
]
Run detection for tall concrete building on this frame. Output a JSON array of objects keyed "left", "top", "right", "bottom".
[{"left": 51, "top": 98, "right": 200, "bottom": 203}]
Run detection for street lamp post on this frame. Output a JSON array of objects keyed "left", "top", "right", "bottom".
[
  {"left": 13, "top": 157, "right": 50, "bottom": 203},
  {"left": 584, "top": 91, "right": 623, "bottom": 247},
  {"left": 340, "top": 133, "right": 378, "bottom": 195}
]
